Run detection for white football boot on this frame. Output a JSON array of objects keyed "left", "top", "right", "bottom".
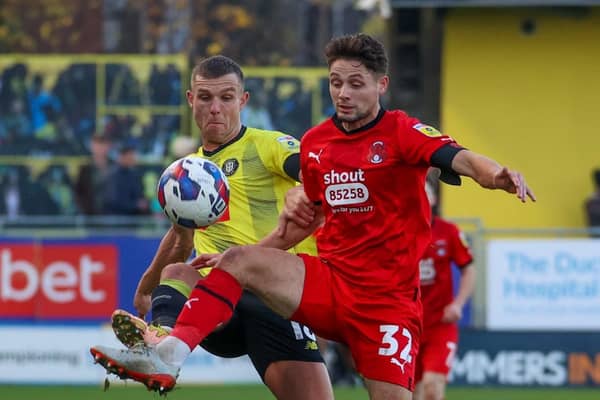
[{"left": 90, "top": 343, "right": 179, "bottom": 394}]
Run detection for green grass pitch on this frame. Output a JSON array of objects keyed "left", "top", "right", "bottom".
[{"left": 0, "top": 385, "right": 598, "bottom": 400}]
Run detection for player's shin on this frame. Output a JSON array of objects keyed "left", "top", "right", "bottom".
[
  {"left": 151, "top": 283, "right": 189, "bottom": 327},
  {"left": 170, "top": 268, "right": 242, "bottom": 350}
]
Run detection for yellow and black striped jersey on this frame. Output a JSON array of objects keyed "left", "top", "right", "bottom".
[{"left": 192, "top": 126, "right": 316, "bottom": 273}]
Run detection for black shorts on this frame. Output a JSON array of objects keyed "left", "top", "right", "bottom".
[{"left": 200, "top": 290, "right": 324, "bottom": 379}]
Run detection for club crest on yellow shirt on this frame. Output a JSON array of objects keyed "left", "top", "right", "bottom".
[{"left": 222, "top": 158, "right": 239, "bottom": 177}]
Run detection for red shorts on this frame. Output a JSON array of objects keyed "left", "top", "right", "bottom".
[
  {"left": 291, "top": 255, "right": 422, "bottom": 390},
  {"left": 414, "top": 322, "right": 458, "bottom": 383}
]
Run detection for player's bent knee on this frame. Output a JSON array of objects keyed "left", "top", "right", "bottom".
[
  {"left": 219, "top": 245, "right": 263, "bottom": 285},
  {"left": 219, "top": 246, "right": 247, "bottom": 269},
  {"left": 161, "top": 262, "right": 198, "bottom": 285}
]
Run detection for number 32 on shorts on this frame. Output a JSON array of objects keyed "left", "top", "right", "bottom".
[{"left": 378, "top": 325, "right": 413, "bottom": 371}]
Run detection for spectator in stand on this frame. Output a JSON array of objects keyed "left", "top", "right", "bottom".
[
  {"left": 0, "top": 168, "right": 22, "bottom": 220},
  {"left": 241, "top": 88, "right": 274, "bottom": 130},
  {"left": 0, "top": 64, "right": 28, "bottom": 115},
  {"left": 0, "top": 100, "right": 31, "bottom": 145},
  {"left": 41, "top": 166, "right": 77, "bottom": 215},
  {"left": 104, "top": 143, "right": 149, "bottom": 215},
  {"left": 27, "top": 74, "right": 61, "bottom": 136},
  {"left": 12, "top": 166, "right": 58, "bottom": 216},
  {"left": 585, "top": 168, "right": 600, "bottom": 237},
  {"left": 75, "top": 134, "right": 114, "bottom": 215},
  {"left": 270, "top": 79, "right": 311, "bottom": 138}
]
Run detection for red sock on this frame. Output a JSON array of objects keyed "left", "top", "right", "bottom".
[{"left": 171, "top": 268, "right": 242, "bottom": 349}]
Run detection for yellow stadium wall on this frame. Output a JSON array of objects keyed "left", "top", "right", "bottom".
[
  {"left": 442, "top": 9, "right": 600, "bottom": 228},
  {"left": 441, "top": 7, "right": 600, "bottom": 229}
]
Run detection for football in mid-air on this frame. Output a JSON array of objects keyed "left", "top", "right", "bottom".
[{"left": 157, "top": 155, "right": 229, "bottom": 228}]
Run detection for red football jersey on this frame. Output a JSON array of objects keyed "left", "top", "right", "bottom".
[
  {"left": 419, "top": 216, "right": 473, "bottom": 327},
  {"left": 301, "top": 110, "right": 459, "bottom": 296}
]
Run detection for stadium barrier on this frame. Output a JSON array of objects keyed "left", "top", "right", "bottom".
[
  {"left": 1, "top": 220, "right": 599, "bottom": 386},
  {"left": 0, "top": 231, "right": 262, "bottom": 385},
  {"left": 0, "top": 326, "right": 260, "bottom": 385},
  {"left": 451, "top": 330, "right": 600, "bottom": 388}
]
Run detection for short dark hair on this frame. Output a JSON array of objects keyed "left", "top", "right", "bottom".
[
  {"left": 324, "top": 33, "right": 388, "bottom": 75},
  {"left": 190, "top": 55, "right": 244, "bottom": 87}
]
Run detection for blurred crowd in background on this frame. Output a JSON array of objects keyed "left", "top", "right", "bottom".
[
  {"left": 0, "top": 59, "right": 335, "bottom": 219},
  {"left": 0, "top": 62, "right": 182, "bottom": 156},
  {"left": 0, "top": 0, "right": 380, "bottom": 220},
  {"left": 0, "top": 60, "right": 185, "bottom": 218}
]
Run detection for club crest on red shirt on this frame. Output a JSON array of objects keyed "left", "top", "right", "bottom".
[{"left": 368, "top": 141, "right": 386, "bottom": 164}]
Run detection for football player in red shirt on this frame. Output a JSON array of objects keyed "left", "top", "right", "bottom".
[
  {"left": 91, "top": 33, "right": 535, "bottom": 399},
  {"left": 413, "top": 177, "right": 475, "bottom": 400}
]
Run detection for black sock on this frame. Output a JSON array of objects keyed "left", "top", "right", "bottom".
[{"left": 150, "top": 284, "right": 188, "bottom": 328}]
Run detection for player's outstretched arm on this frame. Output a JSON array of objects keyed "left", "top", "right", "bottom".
[
  {"left": 133, "top": 224, "right": 194, "bottom": 318},
  {"left": 262, "top": 205, "right": 324, "bottom": 250},
  {"left": 451, "top": 150, "right": 536, "bottom": 202}
]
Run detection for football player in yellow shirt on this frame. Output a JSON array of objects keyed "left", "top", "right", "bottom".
[{"left": 103, "top": 55, "right": 332, "bottom": 399}]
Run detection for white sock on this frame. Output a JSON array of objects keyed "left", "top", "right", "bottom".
[{"left": 156, "top": 336, "right": 191, "bottom": 368}]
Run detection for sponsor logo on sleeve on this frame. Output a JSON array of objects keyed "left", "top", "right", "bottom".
[
  {"left": 277, "top": 135, "right": 300, "bottom": 150},
  {"left": 413, "top": 123, "right": 442, "bottom": 137}
]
